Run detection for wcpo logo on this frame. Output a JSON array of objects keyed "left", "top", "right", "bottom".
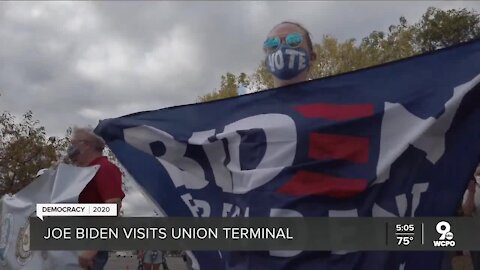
[{"left": 433, "top": 221, "right": 455, "bottom": 247}]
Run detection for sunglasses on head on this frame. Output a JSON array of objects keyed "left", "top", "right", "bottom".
[{"left": 263, "top": 32, "right": 304, "bottom": 52}]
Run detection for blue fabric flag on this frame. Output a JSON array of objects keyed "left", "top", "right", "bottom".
[{"left": 95, "top": 39, "right": 480, "bottom": 270}]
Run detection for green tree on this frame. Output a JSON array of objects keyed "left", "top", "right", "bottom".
[
  {"left": 359, "top": 16, "right": 417, "bottom": 66},
  {"left": 414, "top": 7, "right": 480, "bottom": 52},
  {"left": 198, "top": 72, "right": 249, "bottom": 102},
  {"left": 309, "top": 35, "right": 367, "bottom": 79},
  {"left": 0, "top": 110, "right": 69, "bottom": 195},
  {"left": 250, "top": 64, "right": 274, "bottom": 90}
]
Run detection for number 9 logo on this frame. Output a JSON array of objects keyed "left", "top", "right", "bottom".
[{"left": 436, "top": 221, "right": 452, "bottom": 240}]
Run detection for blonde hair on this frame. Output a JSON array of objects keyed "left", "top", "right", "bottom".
[{"left": 72, "top": 126, "right": 105, "bottom": 152}]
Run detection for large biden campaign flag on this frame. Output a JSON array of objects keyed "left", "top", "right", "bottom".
[{"left": 95, "top": 39, "right": 480, "bottom": 269}]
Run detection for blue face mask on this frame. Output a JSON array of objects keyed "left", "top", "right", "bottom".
[{"left": 265, "top": 45, "right": 310, "bottom": 80}]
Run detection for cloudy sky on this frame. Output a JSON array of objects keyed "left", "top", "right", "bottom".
[{"left": 1, "top": 1, "right": 479, "bottom": 215}]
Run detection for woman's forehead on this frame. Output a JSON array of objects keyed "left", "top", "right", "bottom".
[{"left": 269, "top": 23, "right": 304, "bottom": 37}]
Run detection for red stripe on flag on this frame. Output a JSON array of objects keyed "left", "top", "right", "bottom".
[
  {"left": 309, "top": 133, "right": 369, "bottom": 163},
  {"left": 277, "top": 171, "right": 368, "bottom": 198},
  {"left": 294, "top": 103, "right": 374, "bottom": 120}
]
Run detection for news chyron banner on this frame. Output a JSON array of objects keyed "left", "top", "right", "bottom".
[
  {"left": 0, "top": 164, "right": 99, "bottom": 270},
  {"left": 29, "top": 216, "right": 480, "bottom": 251}
]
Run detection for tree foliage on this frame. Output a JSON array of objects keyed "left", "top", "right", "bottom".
[
  {"left": 198, "top": 72, "right": 249, "bottom": 102},
  {"left": 0, "top": 110, "right": 69, "bottom": 195},
  {"left": 414, "top": 7, "right": 480, "bottom": 52},
  {"left": 250, "top": 64, "right": 274, "bottom": 91},
  {"left": 200, "top": 7, "right": 480, "bottom": 101}
]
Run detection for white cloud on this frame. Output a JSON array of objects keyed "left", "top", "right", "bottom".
[
  {"left": 78, "top": 108, "right": 104, "bottom": 120},
  {"left": 75, "top": 38, "right": 135, "bottom": 85},
  {"left": 138, "top": 26, "right": 202, "bottom": 83},
  {"left": 3, "top": 2, "right": 98, "bottom": 32}
]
